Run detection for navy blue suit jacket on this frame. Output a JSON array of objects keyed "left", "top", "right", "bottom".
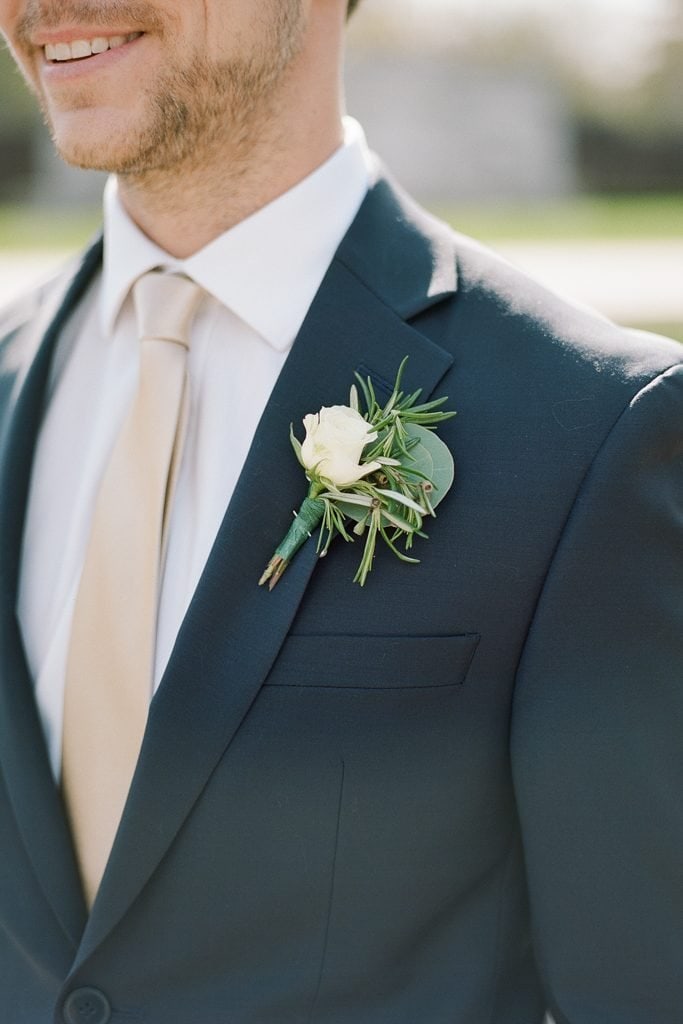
[{"left": 1, "top": 175, "right": 682, "bottom": 1023}]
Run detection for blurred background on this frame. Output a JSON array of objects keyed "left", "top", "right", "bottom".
[{"left": 1, "top": 0, "right": 681, "bottom": 340}]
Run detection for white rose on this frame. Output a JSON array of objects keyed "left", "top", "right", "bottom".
[{"left": 300, "top": 405, "right": 381, "bottom": 487}]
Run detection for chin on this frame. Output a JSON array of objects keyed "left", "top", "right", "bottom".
[
  {"left": 48, "top": 114, "right": 143, "bottom": 174},
  {"left": 52, "top": 139, "right": 112, "bottom": 171},
  {"left": 54, "top": 142, "right": 129, "bottom": 173}
]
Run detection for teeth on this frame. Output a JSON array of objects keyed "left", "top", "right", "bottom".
[
  {"left": 70, "top": 39, "right": 91, "bottom": 59},
  {"left": 44, "top": 32, "right": 140, "bottom": 63}
]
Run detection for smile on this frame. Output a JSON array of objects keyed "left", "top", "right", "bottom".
[{"left": 44, "top": 33, "right": 142, "bottom": 63}]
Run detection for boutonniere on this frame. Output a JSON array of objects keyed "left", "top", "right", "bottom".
[{"left": 259, "top": 358, "right": 456, "bottom": 589}]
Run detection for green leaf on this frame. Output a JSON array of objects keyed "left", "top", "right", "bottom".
[
  {"left": 320, "top": 491, "right": 374, "bottom": 507},
  {"left": 381, "top": 508, "right": 418, "bottom": 533},
  {"left": 375, "top": 487, "right": 426, "bottom": 515},
  {"left": 289, "top": 423, "right": 305, "bottom": 468},
  {"left": 379, "top": 525, "right": 421, "bottom": 564},
  {"left": 400, "top": 423, "right": 454, "bottom": 510},
  {"left": 354, "top": 372, "right": 373, "bottom": 416},
  {"left": 334, "top": 424, "right": 454, "bottom": 526}
]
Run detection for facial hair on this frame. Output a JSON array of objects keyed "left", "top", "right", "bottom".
[{"left": 16, "top": 0, "right": 307, "bottom": 178}]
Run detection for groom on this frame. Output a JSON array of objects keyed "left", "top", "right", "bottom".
[{"left": 1, "top": 1, "right": 681, "bottom": 1022}]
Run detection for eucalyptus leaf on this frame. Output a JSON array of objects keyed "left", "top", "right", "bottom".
[{"left": 401, "top": 423, "right": 454, "bottom": 509}]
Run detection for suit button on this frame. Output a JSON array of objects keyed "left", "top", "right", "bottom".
[{"left": 62, "top": 987, "right": 112, "bottom": 1024}]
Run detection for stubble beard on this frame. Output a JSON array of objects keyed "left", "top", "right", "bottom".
[{"left": 37, "top": 1, "right": 306, "bottom": 184}]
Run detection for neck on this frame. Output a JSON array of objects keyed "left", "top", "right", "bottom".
[
  {"left": 116, "top": 23, "right": 345, "bottom": 258},
  {"left": 117, "top": 114, "right": 344, "bottom": 260}
]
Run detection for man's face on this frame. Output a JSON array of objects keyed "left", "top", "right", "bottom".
[{"left": 0, "top": 0, "right": 307, "bottom": 175}]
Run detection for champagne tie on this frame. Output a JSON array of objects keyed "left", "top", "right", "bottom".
[{"left": 62, "top": 271, "right": 204, "bottom": 907}]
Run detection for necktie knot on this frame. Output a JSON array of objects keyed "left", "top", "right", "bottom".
[{"left": 133, "top": 271, "right": 204, "bottom": 349}]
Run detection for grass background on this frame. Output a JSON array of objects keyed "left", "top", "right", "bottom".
[
  {"left": 2, "top": 193, "right": 683, "bottom": 248},
  {"left": 436, "top": 193, "right": 683, "bottom": 243}
]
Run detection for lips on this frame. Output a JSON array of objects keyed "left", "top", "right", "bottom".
[{"left": 44, "top": 32, "right": 142, "bottom": 63}]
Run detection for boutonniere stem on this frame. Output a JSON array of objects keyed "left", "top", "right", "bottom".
[{"left": 259, "top": 358, "right": 455, "bottom": 589}]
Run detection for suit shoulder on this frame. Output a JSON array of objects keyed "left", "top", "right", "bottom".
[
  {"left": 436, "top": 225, "right": 681, "bottom": 393},
  {"left": 0, "top": 241, "right": 102, "bottom": 389},
  {"left": 0, "top": 257, "right": 80, "bottom": 344},
  {"left": 343, "top": 175, "right": 680, "bottom": 398}
]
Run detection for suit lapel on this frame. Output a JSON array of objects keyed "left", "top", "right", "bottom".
[
  {"left": 0, "top": 241, "right": 103, "bottom": 949},
  {"left": 78, "top": 177, "right": 458, "bottom": 962}
]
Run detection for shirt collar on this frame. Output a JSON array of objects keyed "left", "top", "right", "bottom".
[{"left": 101, "top": 117, "right": 375, "bottom": 350}]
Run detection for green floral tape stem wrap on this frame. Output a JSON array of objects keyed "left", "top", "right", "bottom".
[{"left": 259, "top": 497, "right": 325, "bottom": 590}]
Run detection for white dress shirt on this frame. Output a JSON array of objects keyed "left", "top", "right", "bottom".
[{"left": 18, "top": 117, "right": 374, "bottom": 780}]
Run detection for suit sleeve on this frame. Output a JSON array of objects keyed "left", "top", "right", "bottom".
[{"left": 510, "top": 363, "right": 683, "bottom": 1023}]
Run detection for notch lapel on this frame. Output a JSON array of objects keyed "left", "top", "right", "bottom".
[
  {"left": 77, "top": 177, "right": 459, "bottom": 962},
  {"left": 0, "top": 241, "right": 103, "bottom": 949}
]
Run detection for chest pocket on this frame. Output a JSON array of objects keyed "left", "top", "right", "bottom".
[{"left": 264, "top": 633, "right": 480, "bottom": 689}]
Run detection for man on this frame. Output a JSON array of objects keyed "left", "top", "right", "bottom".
[{"left": 0, "top": 0, "right": 681, "bottom": 1021}]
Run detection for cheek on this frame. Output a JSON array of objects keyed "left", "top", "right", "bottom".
[
  {"left": 0, "top": 3, "right": 37, "bottom": 83},
  {"left": 201, "top": 1, "right": 263, "bottom": 63},
  {"left": 0, "top": 0, "right": 25, "bottom": 45}
]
